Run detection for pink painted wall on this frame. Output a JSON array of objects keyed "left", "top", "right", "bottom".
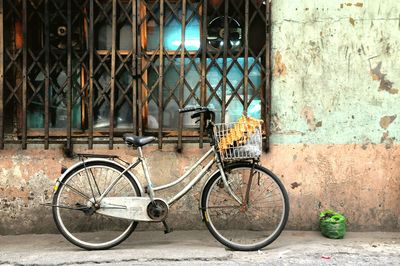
[{"left": 1, "top": 143, "right": 399, "bottom": 234}]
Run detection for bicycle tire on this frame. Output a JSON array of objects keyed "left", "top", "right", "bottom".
[
  {"left": 52, "top": 160, "right": 141, "bottom": 250},
  {"left": 201, "top": 162, "right": 289, "bottom": 251}
]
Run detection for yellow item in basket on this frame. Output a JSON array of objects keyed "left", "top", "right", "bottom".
[{"left": 218, "top": 115, "right": 263, "bottom": 150}]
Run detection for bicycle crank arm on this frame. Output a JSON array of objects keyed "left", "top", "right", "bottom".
[{"left": 96, "top": 197, "right": 168, "bottom": 222}]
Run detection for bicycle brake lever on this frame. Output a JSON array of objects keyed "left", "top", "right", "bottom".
[{"left": 195, "top": 119, "right": 200, "bottom": 124}]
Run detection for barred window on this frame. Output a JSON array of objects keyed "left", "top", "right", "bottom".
[{"left": 0, "top": 0, "right": 271, "bottom": 151}]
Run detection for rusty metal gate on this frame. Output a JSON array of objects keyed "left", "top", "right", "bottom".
[{"left": 0, "top": 0, "right": 271, "bottom": 151}]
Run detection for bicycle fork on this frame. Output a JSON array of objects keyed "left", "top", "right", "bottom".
[
  {"left": 244, "top": 161, "right": 258, "bottom": 207},
  {"left": 217, "top": 160, "right": 258, "bottom": 208},
  {"left": 216, "top": 162, "right": 243, "bottom": 205}
]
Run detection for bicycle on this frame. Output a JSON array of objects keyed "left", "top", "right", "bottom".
[{"left": 51, "top": 106, "right": 289, "bottom": 251}]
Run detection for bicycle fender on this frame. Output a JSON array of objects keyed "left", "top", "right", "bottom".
[{"left": 53, "top": 158, "right": 144, "bottom": 195}]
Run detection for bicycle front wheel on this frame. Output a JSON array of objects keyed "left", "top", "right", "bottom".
[
  {"left": 52, "top": 161, "right": 141, "bottom": 250},
  {"left": 201, "top": 162, "right": 289, "bottom": 251}
]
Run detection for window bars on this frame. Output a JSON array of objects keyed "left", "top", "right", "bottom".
[{"left": 0, "top": 0, "right": 271, "bottom": 150}]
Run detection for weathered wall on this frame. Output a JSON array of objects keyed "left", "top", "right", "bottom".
[
  {"left": 1, "top": 0, "right": 400, "bottom": 234},
  {"left": 271, "top": 0, "right": 400, "bottom": 144},
  {"left": 0, "top": 144, "right": 212, "bottom": 234},
  {"left": 6, "top": 145, "right": 226, "bottom": 233},
  {"left": 269, "top": 0, "right": 400, "bottom": 231},
  {"left": 1, "top": 142, "right": 399, "bottom": 234}
]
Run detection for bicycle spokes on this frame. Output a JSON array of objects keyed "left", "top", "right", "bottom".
[
  {"left": 53, "top": 162, "right": 140, "bottom": 250},
  {"left": 202, "top": 163, "right": 289, "bottom": 251}
]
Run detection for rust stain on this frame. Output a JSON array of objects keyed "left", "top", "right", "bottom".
[
  {"left": 349, "top": 17, "right": 355, "bottom": 26},
  {"left": 301, "top": 106, "right": 317, "bottom": 131},
  {"left": 355, "top": 2, "right": 364, "bottom": 7},
  {"left": 15, "top": 20, "right": 23, "bottom": 49},
  {"left": 380, "top": 115, "right": 397, "bottom": 129},
  {"left": 370, "top": 62, "right": 399, "bottom": 94},
  {"left": 273, "top": 50, "right": 287, "bottom": 77},
  {"left": 346, "top": 3, "right": 352, "bottom": 6},
  {"left": 291, "top": 182, "right": 302, "bottom": 189}
]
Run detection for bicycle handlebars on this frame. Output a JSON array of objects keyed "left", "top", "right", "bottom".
[
  {"left": 178, "top": 106, "right": 208, "bottom": 113},
  {"left": 178, "top": 106, "right": 216, "bottom": 124}
]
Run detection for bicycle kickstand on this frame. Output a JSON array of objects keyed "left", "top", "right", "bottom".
[{"left": 162, "top": 220, "right": 173, "bottom": 234}]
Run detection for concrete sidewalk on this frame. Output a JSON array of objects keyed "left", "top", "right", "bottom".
[{"left": 0, "top": 230, "right": 399, "bottom": 265}]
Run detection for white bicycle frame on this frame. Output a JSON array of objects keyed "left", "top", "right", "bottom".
[{"left": 97, "top": 145, "right": 242, "bottom": 206}]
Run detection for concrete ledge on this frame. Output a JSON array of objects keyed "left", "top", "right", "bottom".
[{"left": 0, "top": 230, "right": 399, "bottom": 265}]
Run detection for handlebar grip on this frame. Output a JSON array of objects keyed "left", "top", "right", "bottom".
[{"left": 178, "top": 106, "right": 215, "bottom": 124}]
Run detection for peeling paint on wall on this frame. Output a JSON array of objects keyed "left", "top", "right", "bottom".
[
  {"left": 349, "top": 17, "right": 355, "bottom": 26},
  {"left": 291, "top": 182, "right": 302, "bottom": 189},
  {"left": 301, "top": 107, "right": 315, "bottom": 131},
  {"left": 341, "top": 2, "right": 364, "bottom": 8},
  {"left": 371, "top": 62, "right": 399, "bottom": 94},
  {"left": 380, "top": 115, "right": 397, "bottom": 129},
  {"left": 381, "top": 131, "right": 395, "bottom": 149},
  {"left": 271, "top": 0, "right": 400, "bottom": 145},
  {"left": 267, "top": 0, "right": 400, "bottom": 230},
  {"left": 301, "top": 106, "right": 322, "bottom": 131},
  {"left": 271, "top": 113, "right": 282, "bottom": 132},
  {"left": 273, "top": 50, "right": 287, "bottom": 77}
]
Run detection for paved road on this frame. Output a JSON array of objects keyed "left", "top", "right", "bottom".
[{"left": 0, "top": 230, "right": 399, "bottom": 265}]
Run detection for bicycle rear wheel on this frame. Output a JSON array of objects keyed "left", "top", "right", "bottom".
[
  {"left": 52, "top": 161, "right": 141, "bottom": 250},
  {"left": 201, "top": 162, "right": 289, "bottom": 251}
]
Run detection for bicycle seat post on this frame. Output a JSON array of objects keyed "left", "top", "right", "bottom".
[
  {"left": 137, "top": 146, "right": 144, "bottom": 158},
  {"left": 137, "top": 146, "right": 155, "bottom": 202}
]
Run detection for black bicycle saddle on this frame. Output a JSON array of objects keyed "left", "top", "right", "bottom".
[{"left": 123, "top": 134, "right": 156, "bottom": 147}]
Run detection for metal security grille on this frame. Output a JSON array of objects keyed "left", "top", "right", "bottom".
[{"left": 0, "top": 0, "right": 271, "bottom": 151}]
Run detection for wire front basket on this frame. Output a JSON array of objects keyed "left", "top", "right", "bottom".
[{"left": 213, "top": 116, "right": 263, "bottom": 161}]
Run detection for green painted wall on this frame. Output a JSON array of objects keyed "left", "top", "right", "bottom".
[{"left": 270, "top": 0, "right": 400, "bottom": 145}]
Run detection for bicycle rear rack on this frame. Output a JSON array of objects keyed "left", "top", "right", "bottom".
[
  {"left": 76, "top": 153, "right": 130, "bottom": 166},
  {"left": 77, "top": 153, "right": 119, "bottom": 160}
]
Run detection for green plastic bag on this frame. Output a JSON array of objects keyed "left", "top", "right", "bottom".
[{"left": 319, "top": 210, "right": 346, "bottom": 239}]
